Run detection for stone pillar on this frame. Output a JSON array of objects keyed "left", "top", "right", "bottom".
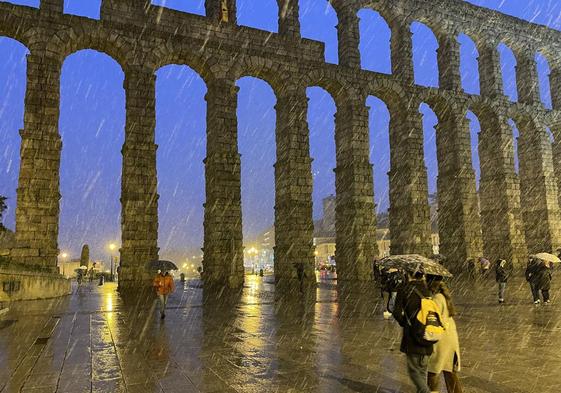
[
  {"left": 438, "top": 33, "right": 461, "bottom": 91},
  {"left": 478, "top": 41, "right": 504, "bottom": 98},
  {"left": 550, "top": 61, "right": 561, "bottom": 209},
  {"left": 388, "top": 105, "right": 432, "bottom": 256},
  {"left": 119, "top": 67, "right": 159, "bottom": 290},
  {"left": 12, "top": 53, "right": 61, "bottom": 273},
  {"left": 515, "top": 49, "right": 540, "bottom": 105},
  {"left": 274, "top": 87, "right": 315, "bottom": 289},
  {"left": 277, "top": 0, "right": 300, "bottom": 37},
  {"left": 40, "top": 0, "right": 63, "bottom": 13},
  {"left": 205, "top": 0, "right": 236, "bottom": 23},
  {"left": 436, "top": 110, "right": 483, "bottom": 272},
  {"left": 391, "top": 20, "right": 414, "bottom": 84},
  {"left": 478, "top": 111, "right": 527, "bottom": 266},
  {"left": 203, "top": 79, "right": 244, "bottom": 289},
  {"left": 517, "top": 117, "right": 561, "bottom": 253},
  {"left": 100, "top": 0, "right": 150, "bottom": 20},
  {"left": 334, "top": 95, "right": 378, "bottom": 290},
  {"left": 331, "top": 1, "right": 360, "bottom": 68}
]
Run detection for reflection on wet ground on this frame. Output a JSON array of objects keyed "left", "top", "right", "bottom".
[{"left": 0, "top": 274, "right": 560, "bottom": 392}]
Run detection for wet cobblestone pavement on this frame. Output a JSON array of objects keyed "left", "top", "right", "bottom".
[{"left": 1, "top": 274, "right": 561, "bottom": 393}]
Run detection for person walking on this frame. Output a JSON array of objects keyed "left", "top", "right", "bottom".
[
  {"left": 153, "top": 270, "right": 175, "bottom": 319},
  {"left": 532, "top": 260, "right": 552, "bottom": 305},
  {"left": 426, "top": 276, "right": 462, "bottom": 393},
  {"left": 382, "top": 267, "right": 403, "bottom": 319},
  {"left": 393, "top": 270, "right": 434, "bottom": 393},
  {"left": 495, "top": 259, "right": 513, "bottom": 304},
  {"left": 526, "top": 257, "right": 544, "bottom": 304}
]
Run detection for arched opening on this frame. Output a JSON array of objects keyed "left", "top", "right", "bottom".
[
  {"left": 307, "top": 86, "right": 336, "bottom": 266},
  {"left": 64, "top": 0, "right": 101, "bottom": 19},
  {"left": 466, "top": 110, "right": 482, "bottom": 188},
  {"left": 420, "top": 103, "right": 438, "bottom": 234},
  {"left": 300, "top": 0, "right": 338, "bottom": 64},
  {"left": 151, "top": 0, "right": 205, "bottom": 15},
  {"left": 236, "top": 76, "right": 277, "bottom": 272},
  {"left": 458, "top": 33, "right": 480, "bottom": 95},
  {"left": 0, "top": 37, "right": 28, "bottom": 231},
  {"left": 237, "top": 0, "right": 278, "bottom": 32},
  {"left": 358, "top": 8, "right": 391, "bottom": 74},
  {"left": 155, "top": 65, "right": 206, "bottom": 268},
  {"left": 59, "top": 50, "right": 125, "bottom": 263},
  {"left": 498, "top": 43, "right": 518, "bottom": 101},
  {"left": 508, "top": 118, "right": 520, "bottom": 173},
  {"left": 1, "top": 0, "right": 39, "bottom": 7},
  {"left": 536, "top": 52, "right": 552, "bottom": 109},
  {"left": 411, "top": 21, "right": 439, "bottom": 87},
  {"left": 366, "top": 95, "right": 390, "bottom": 255}
]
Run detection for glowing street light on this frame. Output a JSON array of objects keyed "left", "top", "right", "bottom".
[{"left": 107, "top": 243, "right": 118, "bottom": 281}]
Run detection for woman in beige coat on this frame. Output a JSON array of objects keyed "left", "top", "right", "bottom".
[{"left": 427, "top": 277, "right": 462, "bottom": 393}]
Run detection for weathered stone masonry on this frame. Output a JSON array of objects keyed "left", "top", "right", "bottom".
[{"left": 2, "top": 0, "right": 561, "bottom": 292}]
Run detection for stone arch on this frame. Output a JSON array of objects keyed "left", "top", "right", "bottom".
[
  {"left": 236, "top": 76, "right": 277, "bottom": 246},
  {"left": 46, "top": 25, "right": 134, "bottom": 72},
  {"left": 300, "top": 68, "right": 356, "bottom": 110},
  {"left": 410, "top": 20, "right": 439, "bottom": 87},
  {"left": 497, "top": 42, "right": 518, "bottom": 102},
  {"left": 155, "top": 64, "right": 208, "bottom": 257},
  {"left": 367, "top": 79, "right": 409, "bottom": 116},
  {"left": 58, "top": 48, "right": 126, "bottom": 261},
  {"left": 149, "top": 43, "right": 217, "bottom": 85},
  {"left": 357, "top": 7, "right": 391, "bottom": 74},
  {"left": 535, "top": 51, "right": 552, "bottom": 109},
  {"left": 457, "top": 32, "right": 480, "bottom": 95},
  {"left": 228, "top": 56, "right": 289, "bottom": 97},
  {"left": 0, "top": 36, "right": 30, "bottom": 231},
  {"left": 365, "top": 94, "right": 391, "bottom": 237}
]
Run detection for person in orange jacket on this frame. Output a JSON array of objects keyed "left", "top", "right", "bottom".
[{"left": 153, "top": 270, "right": 175, "bottom": 319}]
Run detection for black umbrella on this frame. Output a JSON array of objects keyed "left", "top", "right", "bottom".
[
  {"left": 377, "top": 254, "right": 452, "bottom": 277},
  {"left": 147, "top": 260, "right": 178, "bottom": 271}
]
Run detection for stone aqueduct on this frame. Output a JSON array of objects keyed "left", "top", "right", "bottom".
[{"left": 2, "top": 0, "right": 561, "bottom": 292}]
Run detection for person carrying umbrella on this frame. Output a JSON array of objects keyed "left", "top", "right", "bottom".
[
  {"left": 527, "top": 253, "right": 559, "bottom": 304},
  {"left": 393, "top": 267, "right": 435, "bottom": 393},
  {"left": 153, "top": 269, "right": 175, "bottom": 319}
]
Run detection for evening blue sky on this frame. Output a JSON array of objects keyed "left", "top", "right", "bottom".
[{"left": 0, "top": 0, "right": 559, "bottom": 260}]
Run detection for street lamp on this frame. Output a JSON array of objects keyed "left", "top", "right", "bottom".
[
  {"left": 60, "top": 252, "right": 68, "bottom": 277},
  {"left": 108, "top": 243, "right": 117, "bottom": 281}
]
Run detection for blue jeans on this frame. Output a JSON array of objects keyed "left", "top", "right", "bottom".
[{"left": 406, "top": 354, "right": 431, "bottom": 393}]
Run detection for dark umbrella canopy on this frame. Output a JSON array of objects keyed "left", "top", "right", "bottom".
[
  {"left": 377, "top": 254, "right": 452, "bottom": 278},
  {"left": 148, "top": 260, "right": 178, "bottom": 271}
]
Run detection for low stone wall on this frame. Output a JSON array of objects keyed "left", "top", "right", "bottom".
[{"left": 0, "top": 269, "right": 71, "bottom": 302}]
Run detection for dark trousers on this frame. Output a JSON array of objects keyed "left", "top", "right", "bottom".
[
  {"left": 531, "top": 285, "right": 550, "bottom": 302},
  {"left": 406, "top": 354, "right": 431, "bottom": 393},
  {"left": 428, "top": 371, "right": 463, "bottom": 393}
]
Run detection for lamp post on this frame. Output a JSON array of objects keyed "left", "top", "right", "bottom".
[
  {"left": 108, "top": 243, "right": 117, "bottom": 281},
  {"left": 60, "top": 252, "right": 68, "bottom": 277}
]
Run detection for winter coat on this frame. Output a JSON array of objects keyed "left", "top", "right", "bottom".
[
  {"left": 393, "top": 279, "right": 434, "bottom": 356},
  {"left": 525, "top": 260, "right": 540, "bottom": 283},
  {"left": 153, "top": 274, "right": 175, "bottom": 295},
  {"left": 533, "top": 264, "right": 552, "bottom": 291},
  {"left": 428, "top": 293, "right": 461, "bottom": 373},
  {"left": 495, "top": 260, "right": 513, "bottom": 283}
]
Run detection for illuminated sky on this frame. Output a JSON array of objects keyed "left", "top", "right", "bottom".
[{"left": 0, "top": 0, "right": 558, "bottom": 259}]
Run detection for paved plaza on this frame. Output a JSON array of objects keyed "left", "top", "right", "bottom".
[{"left": 1, "top": 274, "right": 561, "bottom": 393}]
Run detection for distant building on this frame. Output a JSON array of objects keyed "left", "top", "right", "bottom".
[{"left": 250, "top": 194, "right": 441, "bottom": 268}]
